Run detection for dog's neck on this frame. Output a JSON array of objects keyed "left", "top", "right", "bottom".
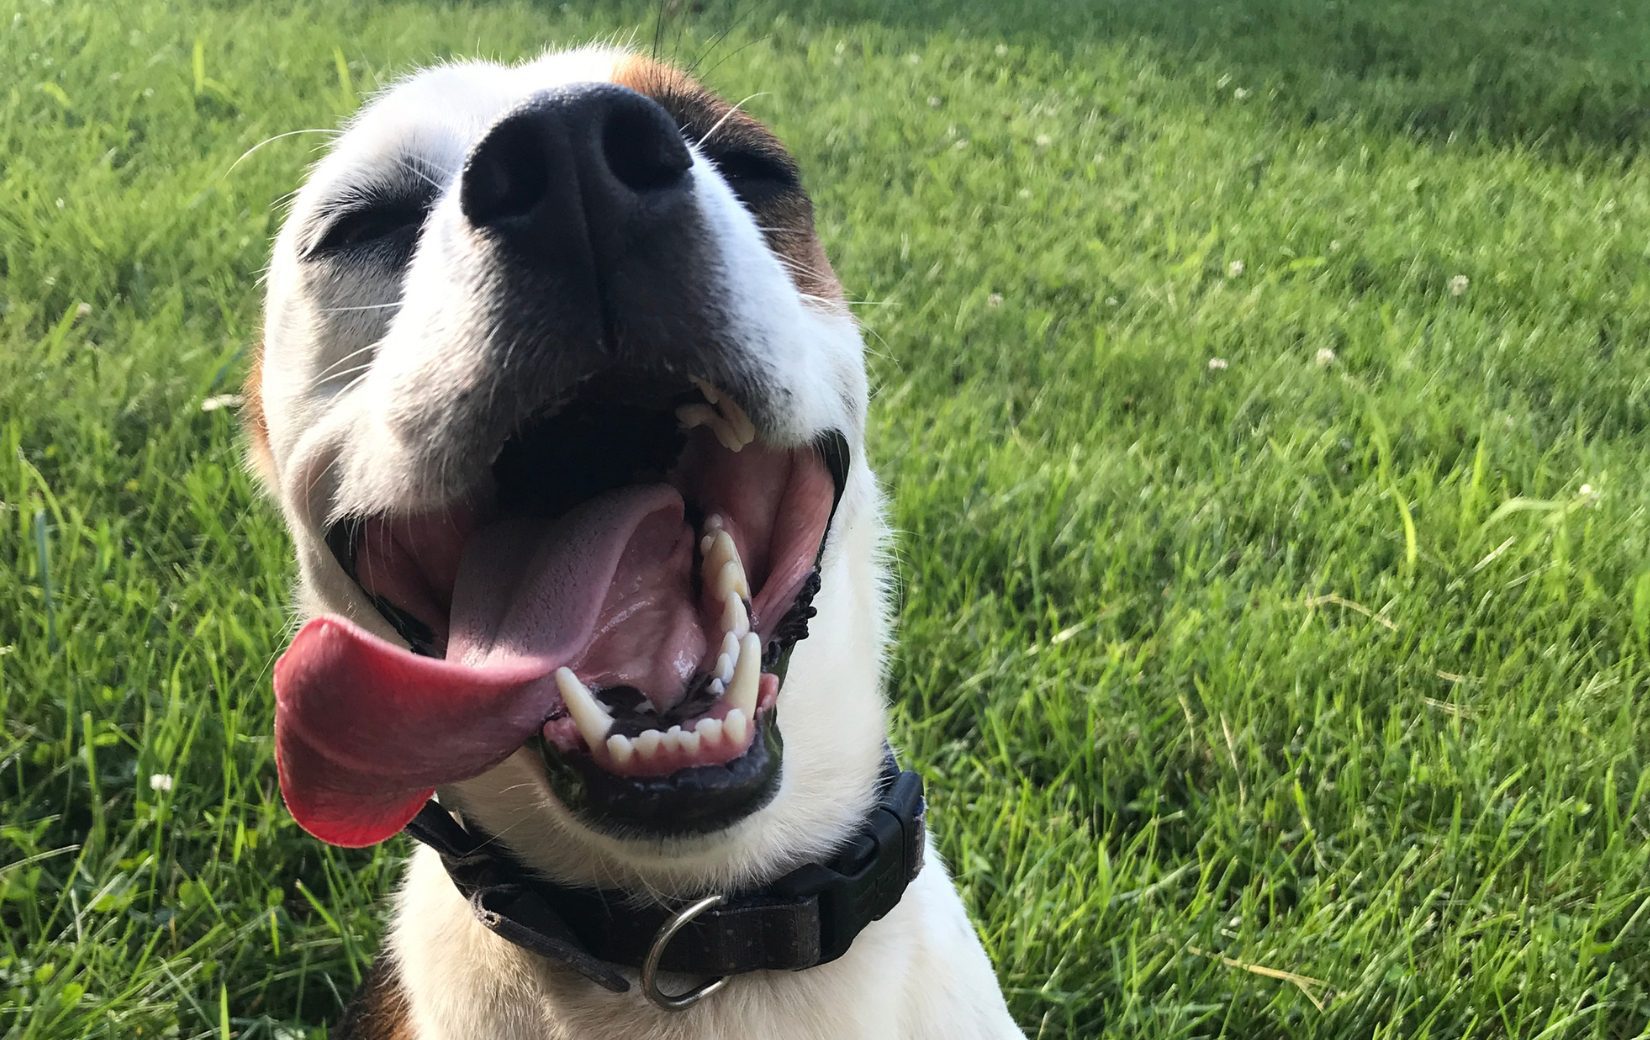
[{"left": 398, "top": 750, "right": 925, "bottom": 1006}]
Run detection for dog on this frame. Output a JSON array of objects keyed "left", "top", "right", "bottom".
[{"left": 244, "top": 44, "right": 1023, "bottom": 1039}]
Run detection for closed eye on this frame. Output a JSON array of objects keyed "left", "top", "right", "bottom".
[
  {"left": 306, "top": 200, "right": 429, "bottom": 260},
  {"left": 709, "top": 147, "right": 799, "bottom": 202}
]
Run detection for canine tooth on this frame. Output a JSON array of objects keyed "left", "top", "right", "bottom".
[
  {"left": 710, "top": 420, "right": 745, "bottom": 453},
  {"left": 706, "top": 530, "right": 749, "bottom": 601},
  {"left": 696, "top": 717, "right": 724, "bottom": 744},
  {"left": 634, "top": 729, "right": 664, "bottom": 759},
  {"left": 722, "top": 594, "right": 750, "bottom": 639},
  {"left": 555, "top": 669, "right": 614, "bottom": 749},
  {"left": 724, "top": 708, "right": 750, "bottom": 747},
  {"left": 606, "top": 734, "right": 635, "bottom": 768},
  {"left": 727, "top": 632, "right": 761, "bottom": 718},
  {"left": 717, "top": 394, "right": 757, "bottom": 447},
  {"left": 678, "top": 403, "right": 743, "bottom": 452}
]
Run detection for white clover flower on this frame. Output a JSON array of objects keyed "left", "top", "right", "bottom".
[
  {"left": 1227, "top": 260, "right": 1245, "bottom": 278},
  {"left": 1315, "top": 347, "right": 1337, "bottom": 367},
  {"left": 149, "top": 773, "right": 174, "bottom": 793},
  {"left": 1449, "top": 274, "right": 1470, "bottom": 297},
  {"left": 1208, "top": 357, "right": 1230, "bottom": 371},
  {"left": 200, "top": 393, "right": 245, "bottom": 413}
]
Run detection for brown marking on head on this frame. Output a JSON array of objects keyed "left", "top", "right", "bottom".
[
  {"left": 612, "top": 54, "right": 844, "bottom": 306},
  {"left": 241, "top": 342, "right": 276, "bottom": 486}
]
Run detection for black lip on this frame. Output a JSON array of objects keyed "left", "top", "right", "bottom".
[
  {"left": 536, "top": 713, "right": 784, "bottom": 837},
  {"left": 816, "top": 428, "right": 851, "bottom": 521}
]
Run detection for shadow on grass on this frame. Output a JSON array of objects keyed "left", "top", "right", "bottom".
[{"left": 655, "top": 0, "right": 1650, "bottom": 160}]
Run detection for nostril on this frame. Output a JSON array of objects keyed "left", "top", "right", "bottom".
[
  {"left": 601, "top": 104, "right": 692, "bottom": 194},
  {"left": 462, "top": 119, "right": 551, "bottom": 228},
  {"left": 461, "top": 86, "right": 692, "bottom": 247}
]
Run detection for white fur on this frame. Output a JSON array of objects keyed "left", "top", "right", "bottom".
[{"left": 258, "top": 45, "right": 1021, "bottom": 1040}]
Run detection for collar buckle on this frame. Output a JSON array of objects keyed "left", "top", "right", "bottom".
[{"left": 771, "top": 767, "right": 926, "bottom": 963}]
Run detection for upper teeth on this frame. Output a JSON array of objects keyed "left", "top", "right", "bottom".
[
  {"left": 557, "top": 512, "right": 763, "bottom": 767},
  {"left": 705, "top": 529, "right": 751, "bottom": 601},
  {"left": 677, "top": 380, "right": 756, "bottom": 452}
]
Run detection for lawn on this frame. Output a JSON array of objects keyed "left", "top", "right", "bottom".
[{"left": 3, "top": 0, "right": 1650, "bottom": 1036}]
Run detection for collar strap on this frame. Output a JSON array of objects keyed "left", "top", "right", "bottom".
[{"left": 405, "top": 751, "right": 926, "bottom": 996}]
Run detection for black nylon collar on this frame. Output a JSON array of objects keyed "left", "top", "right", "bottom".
[{"left": 404, "top": 751, "right": 926, "bottom": 994}]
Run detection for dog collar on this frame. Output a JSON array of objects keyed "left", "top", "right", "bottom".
[{"left": 404, "top": 750, "right": 926, "bottom": 1011}]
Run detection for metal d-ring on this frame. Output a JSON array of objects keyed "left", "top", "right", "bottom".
[{"left": 640, "top": 894, "right": 729, "bottom": 1012}]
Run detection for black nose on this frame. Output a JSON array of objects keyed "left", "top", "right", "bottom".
[{"left": 460, "top": 84, "right": 693, "bottom": 258}]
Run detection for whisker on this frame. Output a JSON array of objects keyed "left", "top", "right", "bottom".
[
  {"left": 316, "top": 301, "right": 404, "bottom": 315},
  {"left": 696, "top": 33, "right": 770, "bottom": 82},
  {"left": 314, "top": 343, "right": 381, "bottom": 382},
  {"left": 392, "top": 155, "right": 452, "bottom": 193},
  {"left": 326, "top": 365, "right": 374, "bottom": 399},
  {"left": 302, "top": 453, "right": 344, "bottom": 532},
  {"left": 690, "top": 5, "right": 760, "bottom": 76},
  {"left": 698, "top": 92, "right": 769, "bottom": 151},
  {"left": 230, "top": 127, "right": 341, "bottom": 174},
  {"left": 650, "top": 0, "right": 668, "bottom": 60}
]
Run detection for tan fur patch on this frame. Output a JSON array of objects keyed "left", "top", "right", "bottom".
[
  {"left": 241, "top": 343, "right": 276, "bottom": 485},
  {"left": 613, "top": 54, "right": 845, "bottom": 305},
  {"left": 333, "top": 958, "right": 415, "bottom": 1040}
]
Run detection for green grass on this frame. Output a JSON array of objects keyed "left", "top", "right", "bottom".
[{"left": 3, "top": 0, "right": 1650, "bottom": 1035}]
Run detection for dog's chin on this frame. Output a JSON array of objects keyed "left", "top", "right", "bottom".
[{"left": 435, "top": 740, "right": 784, "bottom": 883}]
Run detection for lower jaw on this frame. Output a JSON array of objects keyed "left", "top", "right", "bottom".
[{"left": 535, "top": 712, "right": 783, "bottom": 838}]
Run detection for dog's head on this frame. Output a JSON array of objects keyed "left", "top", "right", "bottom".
[{"left": 249, "top": 47, "right": 889, "bottom": 891}]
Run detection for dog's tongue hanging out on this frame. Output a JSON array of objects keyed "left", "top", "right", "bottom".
[{"left": 274, "top": 437, "right": 836, "bottom": 848}]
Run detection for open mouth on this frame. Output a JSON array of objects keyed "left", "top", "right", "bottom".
[{"left": 273, "top": 372, "right": 848, "bottom": 845}]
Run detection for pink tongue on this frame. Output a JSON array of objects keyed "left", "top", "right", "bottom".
[{"left": 274, "top": 485, "right": 688, "bottom": 847}]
